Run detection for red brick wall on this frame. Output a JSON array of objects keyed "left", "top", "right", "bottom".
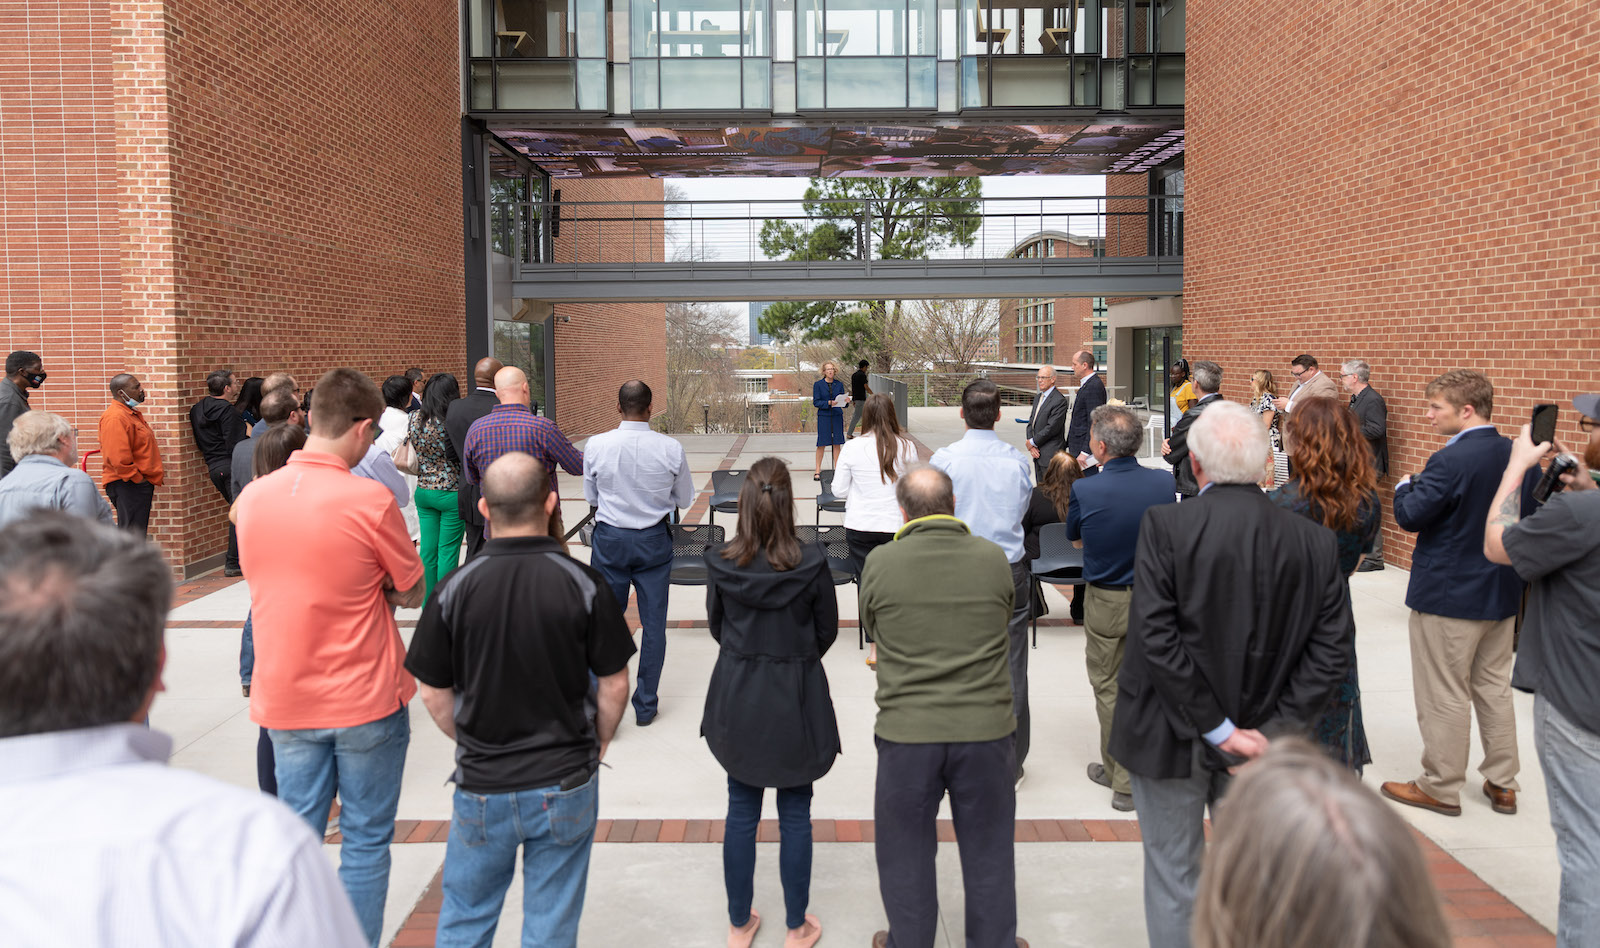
[
  {"left": 552, "top": 178, "right": 666, "bottom": 437},
  {"left": 1105, "top": 173, "right": 1149, "bottom": 305},
  {"left": 996, "top": 235, "right": 1096, "bottom": 365},
  {"left": 1184, "top": 0, "right": 1600, "bottom": 567}
]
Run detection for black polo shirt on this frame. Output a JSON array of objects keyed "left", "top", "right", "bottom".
[
  {"left": 405, "top": 535, "right": 636, "bottom": 794},
  {"left": 851, "top": 369, "right": 869, "bottom": 401}
]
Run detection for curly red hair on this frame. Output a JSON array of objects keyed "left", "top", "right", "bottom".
[{"left": 1283, "top": 398, "right": 1377, "bottom": 531}]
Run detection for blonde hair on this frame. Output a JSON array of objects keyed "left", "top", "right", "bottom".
[
  {"left": 1250, "top": 369, "right": 1276, "bottom": 400},
  {"left": 1193, "top": 740, "right": 1451, "bottom": 948},
  {"left": 7, "top": 411, "right": 73, "bottom": 460},
  {"left": 821, "top": 361, "right": 838, "bottom": 376}
]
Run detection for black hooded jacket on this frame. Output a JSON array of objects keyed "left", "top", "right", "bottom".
[{"left": 701, "top": 541, "right": 842, "bottom": 789}]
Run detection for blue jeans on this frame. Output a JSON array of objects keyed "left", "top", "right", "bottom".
[
  {"left": 725, "top": 776, "right": 813, "bottom": 931},
  {"left": 436, "top": 774, "right": 599, "bottom": 948},
  {"left": 270, "top": 705, "right": 410, "bottom": 947},
  {"left": 1537, "top": 695, "right": 1600, "bottom": 948},
  {"left": 239, "top": 611, "right": 253, "bottom": 686},
  {"left": 589, "top": 521, "right": 672, "bottom": 720}
]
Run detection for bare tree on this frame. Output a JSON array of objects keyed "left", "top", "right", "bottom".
[
  {"left": 664, "top": 301, "right": 748, "bottom": 432},
  {"left": 890, "top": 298, "right": 1000, "bottom": 372}
]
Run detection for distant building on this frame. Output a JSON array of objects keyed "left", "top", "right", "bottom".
[{"left": 748, "top": 302, "right": 775, "bottom": 347}]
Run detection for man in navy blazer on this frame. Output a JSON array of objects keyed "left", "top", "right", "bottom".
[
  {"left": 1065, "top": 349, "right": 1107, "bottom": 477},
  {"left": 1382, "top": 369, "right": 1538, "bottom": 818}
]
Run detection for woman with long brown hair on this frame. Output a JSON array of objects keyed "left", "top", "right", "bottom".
[
  {"left": 1269, "top": 397, "right": 1381, "bottom": 772},
  {"left": 703, "top": 457, "right": 838, "bottom": 948},
  {"left": 1022, "top": 451, "right": 1086, "bottom": 624},
  {"left": 833, "top": 393, "right": 919, "bottom": 666}
]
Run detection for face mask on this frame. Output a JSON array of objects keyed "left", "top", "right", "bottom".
[
  {"left": 24, "top": 372, "right": 45, "bottom": 388},
  {"left": 123, "top": 396, "right": 142, "bottom": 409}
]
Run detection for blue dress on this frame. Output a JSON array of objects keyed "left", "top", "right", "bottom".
[{"left": 813, "top": 377, "right": 846, "bottom": 446}]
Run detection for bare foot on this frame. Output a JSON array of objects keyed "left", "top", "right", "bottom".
[
  {"left": 785, "top": 914, "right": 822, "bottom": 948},
  {"left": 728, "top": 910, "right": 760, "bottom": 948}
]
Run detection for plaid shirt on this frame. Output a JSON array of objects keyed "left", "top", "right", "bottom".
[{"left": 462, "top": 404, "right": 584, "bottom": 497}]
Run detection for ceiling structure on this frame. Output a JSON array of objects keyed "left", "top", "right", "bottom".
[{"left": 491, "top": 123, "right": 1184, "bottom": 177}]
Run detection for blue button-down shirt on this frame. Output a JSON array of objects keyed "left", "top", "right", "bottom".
[
  {"left": 930, "top": 429, "right": 1033, "bottom": 563},
  {"left": 0, "top": 454, "right": 114, "bottom": 529},
  {"left": 583, "top": 421, "right": 695, "bottom": 529},
  {"left": 1066, "top": 456, "right": 1177, "bottom": 585}
]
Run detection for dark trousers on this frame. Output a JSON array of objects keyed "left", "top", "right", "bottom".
[
  {"left": 258, "top": 726, "right": 278, "bottom": 796},
  {"left": 874, "top": 736, "right": 1017, "bottom": 948},
  {"left": 207, "top": 468, "right": 239, "bottom": 570},
  {"left": 1007, "top": 560, "right": 1032, "bottom": 770},
  {"left": 845, "top": 528, "right": 895, "bottom": 643},
  {"left": 105, "top": 479, "right": 155, "bottom": 536},
  {"left": 724, "top": 776, "right": 813, "bottom": 931},
  {"left": 590, "top": 521, "right": 673, "bottom": 720}
]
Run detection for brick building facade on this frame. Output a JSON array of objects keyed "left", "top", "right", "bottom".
[
  {"left": 1183, "top": 0, "right": 1599, "bottom": 567},
  {"left": 996, "top": 232, "right": 1102, "bottom": 369}
]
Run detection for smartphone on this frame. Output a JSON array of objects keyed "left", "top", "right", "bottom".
[{"left": 1531, "top": 404, "right": 1559, "bottom": 445}]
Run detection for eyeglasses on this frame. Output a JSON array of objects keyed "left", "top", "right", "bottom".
[
  {"left": 1291, "top": 368, "right": 1307, "bottom": 378},
  {"left": 1580, "top": 416, "right": 1597, "bottom": 432}
]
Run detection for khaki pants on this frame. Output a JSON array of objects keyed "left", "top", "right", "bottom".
[
  {"left": 1085, "top": 585, "right": 1133, "bottom": 796},
  {"left": 1409, "top": 611, "right": 1520, "bottom": 805}
]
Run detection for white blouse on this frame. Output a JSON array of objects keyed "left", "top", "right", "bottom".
[{"left": 832, "top": 432, "right": 920, "bottom": 534}]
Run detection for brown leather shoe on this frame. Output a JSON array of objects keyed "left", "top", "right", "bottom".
[
  {"left": 1380, "top": 780, "right": 1461, "bottom": 816},
  {"left": 1483, "top": 780, "right": 1518, "bottom": 814}
]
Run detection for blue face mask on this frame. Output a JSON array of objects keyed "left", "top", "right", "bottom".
[{"left": 123, "top": 396, "right": 142, "bottom": 409}]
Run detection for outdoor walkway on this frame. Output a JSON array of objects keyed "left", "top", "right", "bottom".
[{"left": 157, "top": 407, "right": 1557, "bottom": 946}]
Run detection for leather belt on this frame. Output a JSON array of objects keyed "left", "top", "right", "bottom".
[{"left": 1090, "top": 582, "right": 1132, "bottom": 592}]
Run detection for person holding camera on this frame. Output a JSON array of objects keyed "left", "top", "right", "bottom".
[{"left": 1483, "top": 393, "right": 1600, "bottom": 947}]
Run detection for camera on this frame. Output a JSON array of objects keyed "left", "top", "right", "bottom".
[{"left": 1533, "top": 453, "right": 1579, "bottom": 504}]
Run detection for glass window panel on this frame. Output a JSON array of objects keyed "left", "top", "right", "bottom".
[
  {"left": 498, "top": 60, "right": 577, "bottom": 109},
  {"left": 632, "top": 0, "right": 656, "bottom": 55},
  {"left": 825, "top": 56, "right": 905, "bottom": 106},
  {"left": 1157, "top": 0, "right": 1182, "bottom": 51},
  {"left": 1128, "top": 55, "right": 1152, "bottom": 105},
  {"left": 908, "top": 0, "right": 934, "bottom": 54},
  {"left": 632, "top": 57, "right": 659, "bottom": 109},
  {"left": 773, "top": 61, "right": 797, "bottom": 112},
  {"left": 961, "top": 56, "right": 983, "bottom": 106},
  {"left": 577, "top": 0, "right": 605, "bottom": 55},
  {"left": 1129, "top": 0, "right": 1151, "bottom": 52},
  {"left": 611, "top": 63, "right": 633, "bottom": 112},
  {"left": 660, "top": 58, "right": 743, "bottom": 108},
  {"left": 1074, "top": 0, "right": 1098, "bottom": 52},
  {"left": 800, "top": 3, "right": 824, "bottom": 55},
  {"left": 908, "top": 56, "right": 935, "bottom": 107},
  {"left": 497, "top": 0, "right": 573, "bottom": 56},
  {"left": 1155, "top": 56, "right": 1183, "bottom": 104},
  {"left": 961, "top": 0, "right": 984, "bottom": 54},
  {"left": 990, "top": 58, "right": 1069, "bottom": 106},
  {"left": 471, "top": 62, "right": 494, "bottom": 109},
  {"left": 1100, "top": 58, "right": 1122, "bottom": 109},
  {"left": 577, "top": 58, "right": 607, "bottom": 109},
  {"left": 797, "top": 57, "right": 825, "bottom": 108},
  {"left": 743, "top": 58, "right": 772, "bottom": 108},
  {"left": 654, "top": 2, "right": 741, "bottom": 57},
  {"left": 471, "top": 0, "right": 491, "bottom": 56},
  {"left": 825, "top": 0, "right": 907, "bottom": 56},
  {"left": 775, "top": 3, "right": 796, "bottom": 58},
  {"left": 937, "top": 59, "right": 956, "bottom": 110},
  {"left": 744, "top": 0, "right": 769, "bottom": 54},
  {"left": 938, "top": 0, "right": 958, "bottom": 58},
  {"left": 1072, "top": 58, "right": 1096, "bottom": 105}
]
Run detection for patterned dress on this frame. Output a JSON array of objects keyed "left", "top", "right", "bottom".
[
  {"left": 1267, "top": 481, "right": 1381, "bottom": 773},
  {"left": 408, "top": 412, "right": 460, "bottom": 491}
]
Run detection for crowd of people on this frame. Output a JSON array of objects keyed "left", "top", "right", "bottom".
[{"left": 0, "top": 346, "right": 1597, "bottom": 948}]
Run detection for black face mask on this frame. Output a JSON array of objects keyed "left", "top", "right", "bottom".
[{"left": 24, "top": 372, "right": 45, "bottom": 388}]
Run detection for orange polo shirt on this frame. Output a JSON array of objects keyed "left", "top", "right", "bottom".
[
  {"left": 97, "top": 401, "right": 164, "bottom": 487},
  {"left": 235, "top": 450, "right": 423, "bottom": 730}
]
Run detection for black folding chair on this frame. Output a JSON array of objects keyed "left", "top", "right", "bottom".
[
  {"left": 1030, "top": 522, "right": 1084, "bottom": 648},
  {"left": 668, "top": 523, "right": 725, "bottom": 586},
  {"left": 707, "top": 469, "right": 746, "bottom": 527},
  {"left": 815, "top": 469, "right": 846, "bottom": 525},
  {"left": 797, "top": 524, "right": 865, "bottom": 646}
]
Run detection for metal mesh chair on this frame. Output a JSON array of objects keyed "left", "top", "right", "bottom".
[
  {"left": 668, "top": 523, "right": 725, "bottom": 586},
  {"left": 707, "top": 469, "right": 746, "bottom": 527},
  {"left": 797, "top": 523, "right": 864, "bottom": 646},
  {"left": 1030, "top": 522, "right": 1084, "bottom": 648},
  {"left": 814, "top": 469, "right": 846, "bottom": 524}
]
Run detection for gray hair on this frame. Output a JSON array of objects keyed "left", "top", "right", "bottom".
[
  {"left": 7, "top": 410, "right": 73, "bottom": 460},
  {"left": 1193, "top": 739, "right": 1451, "bottom": 948},
  {"left": 1090, "top": 405, "right": 1142, "bottom": 459},
  {"left": 1341, "top": 359, "right": 1370, "bottom": 384},
  {"left": 0, "top": 513, "right": 173, "bottom": 737},
  {"left": 895, "top": 463, "right": 955, "bottom": 520},
  {"left": 1192, "top": 360, "right": 1223, "bottom": 394},
  {"left": 1188, "top": 401, "right": 1269, "bottom": 485}
]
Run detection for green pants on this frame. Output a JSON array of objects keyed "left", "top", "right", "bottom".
[
  {"left": 1084, "top": 584, "right": 1133, "bottom": 795},
  {"left": 415, "top": 488, "right": 465, "bottom": 603}
]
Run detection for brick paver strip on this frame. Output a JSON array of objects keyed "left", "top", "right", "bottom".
[{"left": 385, "top": 818, "right": 1552, "bottom": 945}]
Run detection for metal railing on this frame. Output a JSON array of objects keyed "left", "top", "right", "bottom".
[
  {"left": 493, "top": 194, "right": 1182, "bottom": 271},
  {"left": 882, "top": 372, "right": 1036, "bottom": 408}
]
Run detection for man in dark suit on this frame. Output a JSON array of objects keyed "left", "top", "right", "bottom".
[
  {"left": 1381, "top": 370, "right": 1538, "bottom": 819},
  {"left": 444, "top": 356, "right": 503, "bottom": 559},
  {"left": 1109, "top": 400, "right": 1352, "bottom": 948},
  {"left": 1024, "top": 365, "right": 1068, "bottom": 481},
  {"left": 1342, "top": 359, "right": 1389, "bottom": 570},
  {"left": 1161, "top": 359, "right": 1223, "bottom": 498},
  {"left": 1065, "top": 349, "right": 1106, "bottom": 477}
]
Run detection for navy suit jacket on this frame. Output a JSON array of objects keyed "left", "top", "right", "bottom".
[
  {"left": 1065, "top": 373, "right": 1106, "bottom": 459},
  {"left": 1393, "top": 427, "right": 1538, "bottom": 620},
  {"left": 1066, "top": 455, "right": 1176, "bottom": 585}
]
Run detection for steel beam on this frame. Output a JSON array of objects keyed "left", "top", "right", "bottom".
[{"left": 511, "top": 258, "right": 1183, "bottom": 303}]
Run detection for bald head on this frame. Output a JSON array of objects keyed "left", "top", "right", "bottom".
[
  {"left": 474, "top": 357, "right": 505, "bottom": 389},
  {"left": 480, "top": 452, "right": 551, "bottom": 532},
  {"left": 493, "top": 366, "right": 529, "bottom": 406},
  {"left": 895, "top": 463, "right": 955, "bottom": 521}
]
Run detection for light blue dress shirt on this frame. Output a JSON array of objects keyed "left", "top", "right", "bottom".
[
  {"left": 583, "top": 421, "right": 695, "bottom": 529},
  {"left": 352, "top": 445, "right": 410, "bottom": 509},
  {"left": 0, "top": 454, "right": 114, "bottom": 529},
  {"left": 929, "top": 429, "right": 1033, "bottom": 563}
]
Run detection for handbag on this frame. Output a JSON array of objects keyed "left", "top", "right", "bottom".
[{"left": 392, "top": 436, "right": 420, "bottom": 476}]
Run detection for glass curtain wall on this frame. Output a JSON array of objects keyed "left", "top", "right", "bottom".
[
  {"left": 630, "top": 0, "right": 771, "bottom": 110},
  {"left": 469, "top": 0, "right": 607, "bottom": 108},
  {"left": 961, "top": 0, "right": 1099, "bottom": 107},
  {"left": 1129, "top": 324, "right": 1181, "bottom": 410}
]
